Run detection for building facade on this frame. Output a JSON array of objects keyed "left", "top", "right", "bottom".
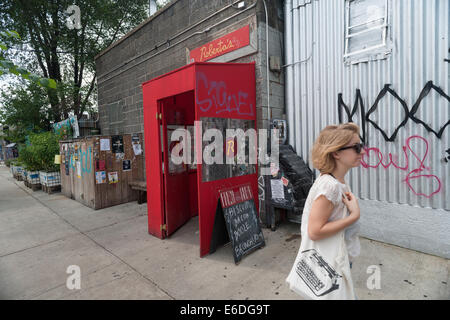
[{"left": 284, "top": 0, "right": 449, "bottom": 258}]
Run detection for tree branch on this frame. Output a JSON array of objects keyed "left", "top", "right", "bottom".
[{"left": 78, "top": 74, "right": 97, "bottom": 119}]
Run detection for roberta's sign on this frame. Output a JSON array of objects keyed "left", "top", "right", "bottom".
[{"left": 189, "top": 25, "right": 250, "bottom": 62}]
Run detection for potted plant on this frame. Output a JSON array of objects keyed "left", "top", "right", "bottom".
[
  {"left": 18, "top": 132, "right": 61, "bottom": 190},
  {"left": 18, "top": 144, "right": 40, "bottom": 188},
  {"left": 36, "top": 132, "right": 62, "bottom": 191}
]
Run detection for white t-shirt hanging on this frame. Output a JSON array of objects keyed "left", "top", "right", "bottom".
[{"left": 301, "top": 174, "right": 361, "bottom": 258}]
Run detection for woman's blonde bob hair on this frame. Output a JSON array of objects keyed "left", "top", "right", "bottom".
[{"left": 311, "top": 122, "right": 361, "bottom": 174}]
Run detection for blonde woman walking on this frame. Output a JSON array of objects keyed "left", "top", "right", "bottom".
[{"left": 286, "top": 123, "right": 364, "bottom": 300}]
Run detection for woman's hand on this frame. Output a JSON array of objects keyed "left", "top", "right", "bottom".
[{"left": 342, "top": 191, "right": 360, "bottom": 223}]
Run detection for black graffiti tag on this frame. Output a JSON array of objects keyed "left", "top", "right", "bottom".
[{"left": 338, "top": 81, "right": 450, "bottom": 142}]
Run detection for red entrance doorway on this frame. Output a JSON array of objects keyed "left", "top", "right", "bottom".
[{"left": 142, "top": 62, "right": 258, "bottom": 257}]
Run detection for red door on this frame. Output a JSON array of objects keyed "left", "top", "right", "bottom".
[{"left": 161, "top": 98, "right": 191, "bottom": 237}]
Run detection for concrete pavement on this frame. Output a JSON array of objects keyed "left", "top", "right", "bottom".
[{"left": 0, "top": 166, "right": 448, "bottom": 300}]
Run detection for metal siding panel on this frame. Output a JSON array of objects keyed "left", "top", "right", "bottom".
[{"left": 287, "top": 0, "right": 449, "bottom": 210}]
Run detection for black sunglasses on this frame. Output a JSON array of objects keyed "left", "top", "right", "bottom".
[{"left": 338, "top": 143, "right": 364, "bottom": 154}]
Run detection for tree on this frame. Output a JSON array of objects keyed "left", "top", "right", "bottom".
[
  {"left": 0, "top": 81, "right": 51, "bottom": 143},
  {"left": 0, "top": 0, "right": 149, "bottom": 122},
  {"left": 0, "top": 29, "right": 56, "bottom": 88},
  {"left": 156, "top": 0, "right": 172, "bottom": 10}
]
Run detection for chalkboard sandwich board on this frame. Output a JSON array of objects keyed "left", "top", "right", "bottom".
[{"left": 212, "top": 184, "right": 265, "bottom": 264}]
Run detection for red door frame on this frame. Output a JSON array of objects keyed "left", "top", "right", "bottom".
[
  {"left": 142, "top": 64, "right": 195, "bottom": 238},
  {"left": 160, "top": 96, "right": 191, "bottom": 236},
  {"left": 142, "top": 62, "right": 258, "bottom": 257}
]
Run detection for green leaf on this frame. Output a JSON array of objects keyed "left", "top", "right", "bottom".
[
  {"left": 30, "top": 76, "right": 57, "bottom": 89},
  {"left": 38, "top": 78, "right": 49, "bottom": 87},
  {"left": 0, "top": 42, "right": 7, "bottom": 51},
  {"left": 9, "top": 66, "right": 19, "bottom": 75},
  {"left": 28, "top": 74, "right": 39, "bottom": 82},
  {"left": 47, "top": 79, "right": 57, "bottom": 89},
  {"left": 16, "top": 67, "right": 30, "bottom": 79},
  {"left": 7, "top": 30, "right": 20, "bottom": 39},
  {"left": 0, "top": 59, "right": 14, "bottom": 69},
  {"left": 0, "top": 30, "right": 20, "bottom": 40}
]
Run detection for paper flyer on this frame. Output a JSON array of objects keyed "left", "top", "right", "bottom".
[
  {"left": 108, "top": 172, "right": 118, "bottom": 184},
  {"left": 76, "top": 161, "right": 81, "bottom": 178},
  {"left": 96, "top": 171, "right": 106, "bottom": 184},
  {"left": 270, "top": 179, "right": 284, "bottom": 199},
  {"left": 100, "top": 139, "right": 110, "bottom": 151},
  {"left": 123, "top": 160, "right": 131, "bottom": 171},
  {"left": 133, "top": 143, "right": 142, "bottom": 156}
]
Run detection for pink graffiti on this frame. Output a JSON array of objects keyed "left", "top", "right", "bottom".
[{"left": 360, "top": 135, "right": 442, "bottom": 198}]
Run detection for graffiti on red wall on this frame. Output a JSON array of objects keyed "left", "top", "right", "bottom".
[{"left": 196, "top": 72, "right": 254, "bottom": 116}]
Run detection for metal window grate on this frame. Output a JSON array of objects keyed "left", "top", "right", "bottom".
[{"left": 344, "top": 0, "right": 389, "bottom": 58}]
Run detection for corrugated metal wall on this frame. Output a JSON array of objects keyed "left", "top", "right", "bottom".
[{"left": 285, "top": 0, "right": 449, "bottom": 210}]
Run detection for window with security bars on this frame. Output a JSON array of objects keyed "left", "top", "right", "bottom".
[{"left": 344, "top": 0, "right": 391, "bottom": 63}]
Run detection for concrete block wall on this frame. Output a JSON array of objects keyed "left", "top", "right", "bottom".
[{"left": 256, "top": 21, "right": 285, "bottom": 130}]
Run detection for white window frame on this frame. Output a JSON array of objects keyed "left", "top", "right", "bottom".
[{"left": 344, "top": 0, "right": 391, "bottom": 63}]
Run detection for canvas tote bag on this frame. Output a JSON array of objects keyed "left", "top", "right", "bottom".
[{"left": 285, "top": 207, "right": 356, "bottom": 300}]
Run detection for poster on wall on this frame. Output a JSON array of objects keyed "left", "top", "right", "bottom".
[
  {"left": 52, "top": 116, "right": 80, "bottom": 138},
  {"left": 115, "top": 152, "right": 125, "bottom": 161},
  {"left": 270, "top": 179, "right": 284, "bottom": 199},
  {"left": 132, "top": 133, "right": 142, "bottom": 156},
  {"left": 108, "top": 172, "right": 118, "bottom": 184},
  {"left": 96, "top": 171, "right": 106, "bottom": 184},
  {"left": 123, "top": 160, "right": 131, "bottom": 171},
  {"left": 132, "top": 134, "right": 140, "bottom": 143},
  {"left": 74, "top": 145, "right": 79, "bottom": 161},
  {"left": 111, "top": 135, "right": 124, "bottom": 153},
  {"left": 100, "top": 139, "right": 110, "bottom": 151},
  {"left": 96, "top": 160, "right": 106, "bottom": 171},
  {"left": 76, "top": 161, "right": 82, "bottom": 178},
  {"left": 132, "top": 143, "right": 142, "bottom": 156}
]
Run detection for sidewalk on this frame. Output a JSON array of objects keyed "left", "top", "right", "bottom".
[{"left": 0, "top": 166, "right": 448, "bottom": 300}]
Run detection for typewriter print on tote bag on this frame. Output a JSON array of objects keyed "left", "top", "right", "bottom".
[{"left": 295, "top": 249, "right": 342, "bottom": 297}]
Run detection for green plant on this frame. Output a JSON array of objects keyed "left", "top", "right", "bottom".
[
  {"left": 18, "top": 131, "right": 61, "bottom": 172},
  {"left": 0, "top": 81, "right": 52, "bottom": 144}
]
